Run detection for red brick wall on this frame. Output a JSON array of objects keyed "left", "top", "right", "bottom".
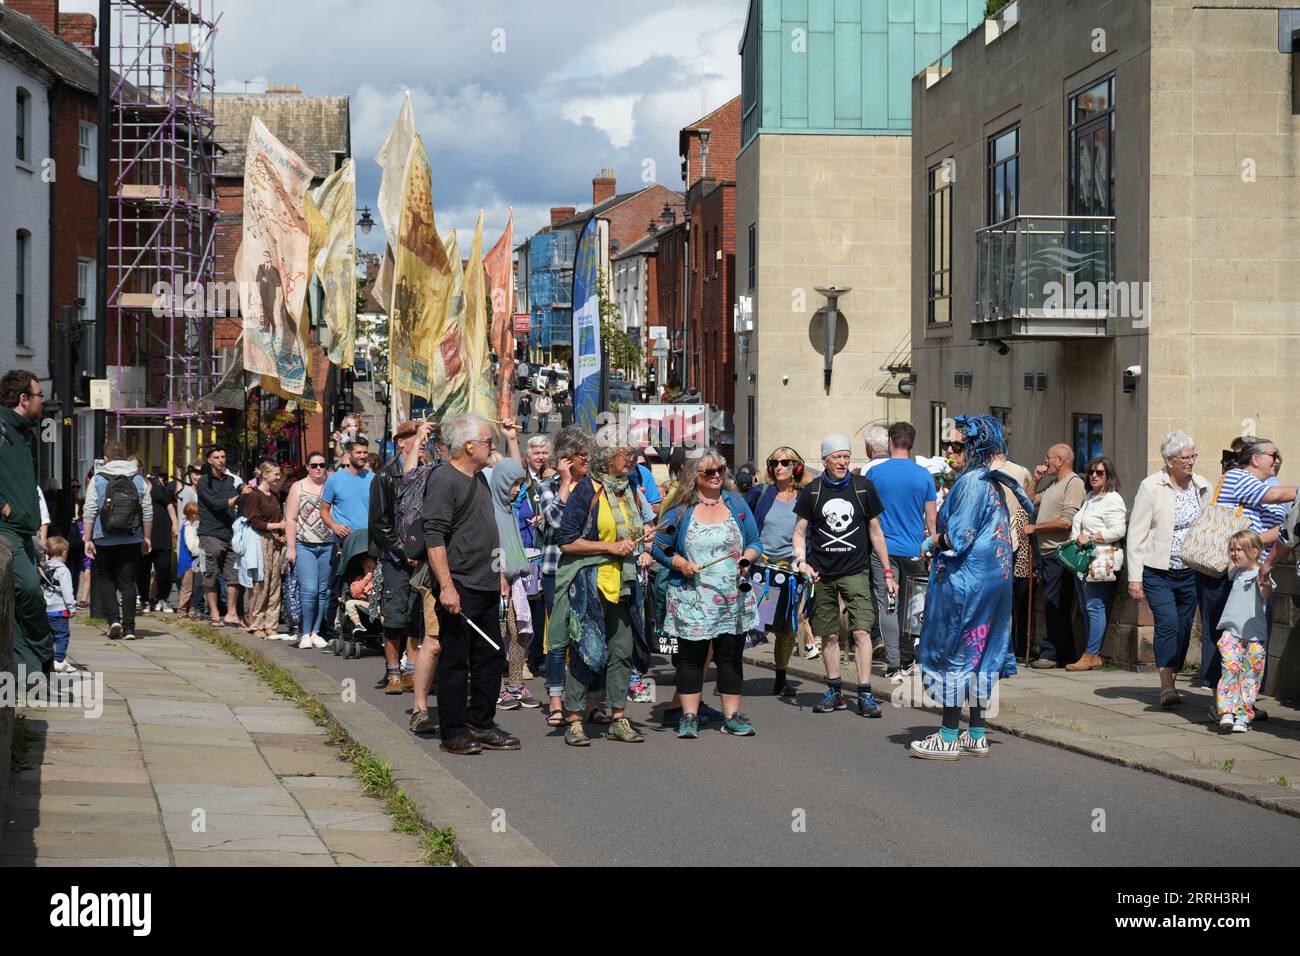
[
  {"left": 6, "top": 0, "right": 56, "bottom": 33},
  {"left": 49, "top": 88, "right": 98, "bottom": 361},
  {"left": 214, "top": 178, "right": 243, "bottom": 349},
  {"left": 654, "top": 223, "right": 686, "bottom": 387},
  {"left": 58, "top": 12, "right": 95, "bottom": 47},
  {"left": 604, "top": 184, "right": 683, "bottom": 266},
  {"left": 681, "top": 96, "right": 741, "bottom": 190},
  {"left": 685, "top": 182, "right": 735, "bottom": 454}
]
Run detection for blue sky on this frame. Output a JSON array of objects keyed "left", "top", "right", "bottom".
[{"left": 66, "top": 0, "right": 746, "bottom": 251}]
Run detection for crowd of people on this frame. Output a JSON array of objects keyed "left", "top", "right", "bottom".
[{"left": 3, "top": 362, "right": 1296, "bottom": 757}]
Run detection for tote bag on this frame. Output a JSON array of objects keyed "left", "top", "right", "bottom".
[{"left": 1180, "top": 479, "right": 1251, "bottom": 578}]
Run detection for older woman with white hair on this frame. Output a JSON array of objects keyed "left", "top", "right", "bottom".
[
  {"left": 1126, "top": 430, "right": 1213, "bottom": 707},
  {"left": 861, "top": 425, "right": 890, "bottom": 476}
]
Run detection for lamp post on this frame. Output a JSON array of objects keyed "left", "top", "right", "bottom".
[{"left": 814, "top": 286, "right": 851, "bottom": 394}]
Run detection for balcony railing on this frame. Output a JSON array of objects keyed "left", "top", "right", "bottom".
[{"left": 973, "top": 215, "right": 1117, "bottom": 340}]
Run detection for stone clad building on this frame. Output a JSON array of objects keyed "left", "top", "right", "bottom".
[{"left": 909, "top": 0, "right": 1300, "bottom": 694}]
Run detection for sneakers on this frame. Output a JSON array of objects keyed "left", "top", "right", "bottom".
[
  {"left": 885, "top": 667, "right": 904, "bottom": 684},
  {"left": 309, "top": 634, "right": 328, "bottom": 649},
  {"left": 52, "top": 659, "right": 77, "bottom": 674},
  {"left": 909, "top": 731, "right": 962, "bottom": 760},
  {"left": 1218, "top": 713, "right": 1236, "bottom": 733},
  {"left": 384, "top": 673, "right": 404, "bottom": 695},
  {"left": 721, "top": 712, "right": 755, "bottom": 736},
  {"left": 124, "top": 632, "right": 139, "bottom": 641},
  {"left": 856, "top": 691, "right": 882, "bottom": 718},
  {"left": 803, "top": 641, "right": 821, "bottom": 660},
  {"left": 512, "top": 686, "right": 542, "bottom": 709},
  {"left": 297, "top": 634, "right": 314, "bottom": 649},
  {"left": 107, "top": 622, "right": 122, "bottom": 640},
  {"left": 871, "top": 640, "right": 886, "bottom": 660},
  {"left": 565, "top": 720, "right": 591, "bottom": 747},
  {"left": 957, "top": 730, "right": 989, "bottom": 756},
  {"left": 1232, "top": 718, "right": 1250, "bottom": 734},
  {"left": 628, "top": 680, "right": 655, "bottom": 703},
  {"left": 156, "top": 602, "right": 174, "bottom": 614},
  {"left": 1030, "top": 657, "right": 1057, "bottom": 669},
  {"left": 812, "top": 688, "right": 848, "bottom": 713},
  {"left": 409, "top": 708, "right": 438, "bottom": 735},
  {"left": 606, "top": 717, "right": 645, "bottom": 743},
  {"left": 676, "top": 713, "right": 700, "bottom": 738},
  {"left": 496, "top": 690, "right": 522, "bottom": 711}
]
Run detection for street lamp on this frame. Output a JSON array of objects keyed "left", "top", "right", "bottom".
[
  {"left": 356, "top": 206, "right": 375, "bottom": 235},
  {"left": 814, "top": 286, "right": 851, "bottom": 394}
]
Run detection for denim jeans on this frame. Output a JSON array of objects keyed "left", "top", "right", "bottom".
[
  {"left": 542, "top": 574, "right": 568, "bottom": 697},
  {"left": 1145, "top": 568, "right": 1198, "bottom": 670},
  {"left": 1074, "top": 577, "right": 1115, "bottom": 656},
  {"left": 295, "top": 540, "right": 333, "bottom": 635},
  {"left": 50, "top": 615, "right": 71, "bottom": 662},
  {"left": 870, "top": 553, "right": 923, "bottom": 668}
]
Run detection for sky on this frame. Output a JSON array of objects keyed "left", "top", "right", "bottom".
[{"left": 64, "top": 0, "right": 747, "bottom": 253}]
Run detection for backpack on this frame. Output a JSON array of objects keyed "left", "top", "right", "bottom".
[
  {"left": 807, "top": 473, "right": 873, "bottom": 519},
  {"left": 396, "top": 462, "right": 441, "bottom": 560},
  {"left": 101, "top": 474, "right": 143, "bottom": 535}
]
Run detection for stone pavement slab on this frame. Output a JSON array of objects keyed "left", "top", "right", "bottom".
[{"left": 3, "top": 618, "right": 430, "bottom": 866}]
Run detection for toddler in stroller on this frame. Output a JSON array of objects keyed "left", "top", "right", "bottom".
[{"left": 331, "top": 529, "right": 384, "bottom": 659}]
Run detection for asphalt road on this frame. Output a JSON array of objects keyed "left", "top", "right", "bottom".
[{"left": 298, "top": 645, "right": 1300, "bottom": 866}]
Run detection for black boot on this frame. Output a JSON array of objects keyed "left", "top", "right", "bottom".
[{"left": 773, "top": 670, "right": 795, "bottom": 697}]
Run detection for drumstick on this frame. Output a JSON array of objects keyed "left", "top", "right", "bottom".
[
  {"left": 459, "top": 613, "right": 502, "bottom": 651},
  {"left": 696, "top": 550, "right": 741, "bottom": 571}
]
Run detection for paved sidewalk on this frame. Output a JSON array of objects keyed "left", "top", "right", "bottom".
[
  {"left": 744, "top": 642, "right": 1300, "bottom": 815},
  {"left": 3, "top": 618, "right": 428, "bottom": 866}
]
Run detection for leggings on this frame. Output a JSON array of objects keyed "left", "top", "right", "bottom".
[
  {"left": 675, "top": 633, "right": 744, "bottom": 696},
  {"left": 942, "top": 704, "right": 986, "bottom": 731},
  {"left": 773, "top": 631, "right": 797, "bottom": 670}
]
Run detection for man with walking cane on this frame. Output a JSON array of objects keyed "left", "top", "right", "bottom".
[{"left": 422, "top": 413, "right": 519, "bottom": 756}]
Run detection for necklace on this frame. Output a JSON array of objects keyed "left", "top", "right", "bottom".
[{"left": 697, "top": 495, "right": 723, "bottom": 506}]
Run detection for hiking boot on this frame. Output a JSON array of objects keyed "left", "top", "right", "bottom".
[
  {"left": 384, "top": 673, "right": 404, "bottom": 695},
  {"left": 409, "top": 708, "right": 438, "bottom": 735},
  {"left": 909, "top": 732, "right": 962, "bottom": 760},
  {"left": 606, "top": 717, "right": 645, "bottom": 743},
  {"left": 812, "top": 689, "right": 848, "bottom": 714},
  {"left": 721, "top": 712, "right": 755, "bottom": 736},
  {"left": 956, "top": 730, "right": 989, "bottom": 757},
  {"left": 1065, "top": 653, "right": 1103, "bottom": 671},
  {"left": 401, "top": 672, "right": 415, "bottom": 693},
  {"left": 440, "top": 735, "right": 482, "bottom": 756},
  {"left": 564, "top": 720, "right": 590, "bottom": 747},
  {"left": 469, "top": 724, "right": 522, "bottom": 751},
  {"left": 856, "top": 691, "right": 882, "bottom": 718},
  {"left": 676, "top": 713, "right": 700, "bottom": 738}
]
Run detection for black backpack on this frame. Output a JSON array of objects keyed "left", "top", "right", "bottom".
[{"left": 101, "top": 474, "right": 143, "bottom": 535}]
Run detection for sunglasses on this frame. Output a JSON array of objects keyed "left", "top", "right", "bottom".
[
  {"left": 943, "top": 441, "right": 965, "bottom": 452},
  {"left": 768, "top": 459, "right": 796, "bottom": 469},
  {"left": 308, "top": 462, "right": 327, "bottom": 469},
  {"left": 1088, "top": 469, "right": 1107, "bottom": 476},
  {"left": 699, "top": 467, "right": 725, "bottom": 478}
]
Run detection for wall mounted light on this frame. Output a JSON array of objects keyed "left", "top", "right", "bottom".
[
  {"left": 814, "top": 286, "right": 851, "bottom": 394},
  {"left": 1024, "top": 372, "right": 1034, "bottom": 391},
  {"left": 1036, "top": 373, "right": 1048, "bottom": 392}
]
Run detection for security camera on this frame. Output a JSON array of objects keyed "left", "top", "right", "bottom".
[
  {"left": 1123, "top": 365, "right": 1141, "bottom": 394},
  {"left": 1125, "top": 365, "right": 1142, "bottom": 378},
  {"left": 782, "top": 374, "right": 789, "bottom": 385}
]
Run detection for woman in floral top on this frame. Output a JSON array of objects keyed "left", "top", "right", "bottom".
[{"left": 653, "top": 450, "right": 763, "bottom": 739}]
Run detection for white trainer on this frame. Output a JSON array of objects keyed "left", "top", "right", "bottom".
[
  {"left": 956, "top": 730, "right": 990, "bottom": 756},
  {"left": 909, "top": 731, "right": 962, "bottom": 760},
  {"left": 309, "top": 634, "right": 328, "bottom": 649},
  {"left": 53, "top": 659, "right": 76, "bottom": 674},
  {"left": 297, "top": 634, "right": 314, "bottom": 649}
]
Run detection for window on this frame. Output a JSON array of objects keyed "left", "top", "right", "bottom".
[
  {"left": 927, "top": 162, "right": 952, "bottom": 325},
  {"left": 987, "top": 126, "right": 1019, "bottom": 224},
  {"left": 1069, "top": 74, "right": 1115, "bottom": 217},
  {"left": 931, "top": 402, "right": 949, "bottom": 455},
  {"left": 16, "top": 231, "right": 30, "bottom": 345},
  {"left": 78, "top": 121, "right": 97, "bottom": 179},
  {"left": 991, "top": 406, "right": 1011, "bottom": 426},
  {"left": 712, "top": 226, "right": 719, "bottom": 277},
  {"left": 747, "top": 223, "right": 756, "bottom": 292},
  {"left": 1073, "top": 413, "right": 1104, "bottom": 467},
  {"left": 78, "top": 258, "right": 95, "bottom": 325},
  {"left": 16, "top": 88, "right": 31, "bottom": 163}
]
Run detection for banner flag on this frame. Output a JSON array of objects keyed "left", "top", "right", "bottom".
[
  {"left": 309, "top": 160, "right": 358, "bottom": 368},
  {"left": 390, "top": 136, "right": 452, "bottom": 399},
  {"left": 199, "top": 341, "right": 253, "bottom": 411},
  {"left": 237, "top": 117, "right": 316, "bottom": 394},
  {"left": 484, "top": 207, "right": 515, "bottom": 422},
  {"left": 427, "top": 229, "right": 465, "bottom": 416},
  {"left": 461, "top": 212, "right": 496, "bottom": 420},
  {"left": 374, "top": 91, "right": 416, "bottom": 248},
  {"left": 571, "top": 216, "right": 602, "bottom": 432}
]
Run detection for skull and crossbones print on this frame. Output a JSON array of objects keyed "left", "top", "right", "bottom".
[{"left": 820, "top": 497, "right": 858, "bottom": 549}]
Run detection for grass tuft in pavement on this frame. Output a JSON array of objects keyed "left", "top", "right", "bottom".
[
  {"left": 10, "top": 713, "right": 35, "bottom": 772},
  {"left": 176, "top": 618, "right": 457, "bottom": 866}
]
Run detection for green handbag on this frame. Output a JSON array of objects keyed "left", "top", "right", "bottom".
[{"left": 1055, "top": 540, "right": 1095, "bottom": 576}]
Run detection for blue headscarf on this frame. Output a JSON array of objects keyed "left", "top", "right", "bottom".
[{"left": 954, "top": 414, "right": 1008, "bottom": 470}]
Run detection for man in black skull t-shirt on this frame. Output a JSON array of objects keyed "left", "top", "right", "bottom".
[{"left": 792, "top": 433, "right": 896, "bottom": 717}]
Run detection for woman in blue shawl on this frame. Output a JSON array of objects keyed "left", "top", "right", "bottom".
[{"left": 910, "top": 415, "right": 1033, "bottom": 760}]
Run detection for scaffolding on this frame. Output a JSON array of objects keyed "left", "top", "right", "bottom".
[{"left": 107, "top": 0, "right": 220, "bottom": 472}]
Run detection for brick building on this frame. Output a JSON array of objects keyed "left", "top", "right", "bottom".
[{"left": 213, "top": 91, "right": 351, "bottom": 466}]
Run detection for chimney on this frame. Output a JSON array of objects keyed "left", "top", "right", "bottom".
[
  {"left": 550, "top": 207, "right": 576, "bottom": 226},
  {"left": 162, "top": 43, "right": 196, "bottom": 100},
  {"left": 593, "top": 168, "right": 616, "bottom": 206},
  {"left": 7, "top": 1, "right": 58, "bottom": 34},
  {"left": 58, "top": 12, "right": 97, "bottom": 48}
]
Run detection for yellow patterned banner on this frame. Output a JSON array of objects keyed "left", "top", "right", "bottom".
[
  {"left": 461, "top": 212, "right": 496, "bottom": 420},
  {"left": 310, "top": 161, "right": 358, "bottom": 368}
]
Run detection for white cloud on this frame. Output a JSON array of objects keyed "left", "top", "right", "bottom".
[{"left": 560, "top": 95, "right": 641, "bottom": 149}]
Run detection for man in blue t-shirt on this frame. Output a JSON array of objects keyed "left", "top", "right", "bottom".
[
  {"left": 867, "top": 422, "right": 937, "bottom": 680},
  {"left": 322, "top": 436, "right": 376, "bottom": 537}
]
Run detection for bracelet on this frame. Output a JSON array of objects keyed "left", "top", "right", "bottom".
[{"left": 882, "top": 568, "right": 894, "bottom": 576}]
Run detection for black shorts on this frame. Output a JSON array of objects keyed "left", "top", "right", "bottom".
[{"left": 379, "top": 556, "right": 421, "bottom": 633}]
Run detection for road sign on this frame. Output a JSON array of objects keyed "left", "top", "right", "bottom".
[{"left": 653, "top": 338, "right": 669, "bottom": 355}]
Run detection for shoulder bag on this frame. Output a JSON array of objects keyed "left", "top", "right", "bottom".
[{"left": 1179, "top": 478, "right": 1251, "bottom": 578}]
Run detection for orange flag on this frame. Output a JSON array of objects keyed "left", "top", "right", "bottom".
[{"left": 484, "top": 208, "right": 515, "bottom": 423}]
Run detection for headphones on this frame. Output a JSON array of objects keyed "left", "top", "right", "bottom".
[{"left": 765, "top": 447, "right": 805, "bottom": 483}]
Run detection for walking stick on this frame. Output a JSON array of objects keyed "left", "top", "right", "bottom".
[{"left": 460, "top": 613, "right": 502, "bottom": 651}]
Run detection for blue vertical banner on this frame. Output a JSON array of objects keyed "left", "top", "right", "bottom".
[{"left": 571, "top": 216, "right": 602, "bottom": 432}]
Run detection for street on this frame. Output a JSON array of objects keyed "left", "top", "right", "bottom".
[{"left": 299, "top": 646, "right": 1300, "bottom": 866}]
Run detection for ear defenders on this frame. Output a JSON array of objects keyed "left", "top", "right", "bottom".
[{"left": 765, "top": 448, "right": 805, "bottom": 482}]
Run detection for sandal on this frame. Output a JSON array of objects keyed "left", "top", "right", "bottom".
[
  {"left": 546, "top": 708, "right": 566, "bottom": 727},
  {"left": 587, "top": 707, "right": 612, "bottom": 725},
  {"left": 209, "top": 619, "right": 226, "bottom": 628},
  {"left": 1159, "top": 688, "right": 1181, "bottom": 707}
]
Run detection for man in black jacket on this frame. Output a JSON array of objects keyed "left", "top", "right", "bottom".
[
  {"left": 0, "top": 369, "right": 52, "bottom": 678},
  {"left": 197, "top": 446, "right": 246, "bottom": 626},
  {"left": 369, "top": 419, "right": 435, "bottom": 695}
]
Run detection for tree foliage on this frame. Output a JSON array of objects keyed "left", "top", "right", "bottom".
[{"left": 596, "top": 268, "right": 643, "bottom": 375}]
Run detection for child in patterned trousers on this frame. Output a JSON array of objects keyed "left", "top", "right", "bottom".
[{"left": 1214, "top": 530, "right": 1271, "bottom": 734}]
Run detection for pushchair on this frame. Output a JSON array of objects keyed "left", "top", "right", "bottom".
[{"left": 330, "top": 529, "right": 385, "bottom": 659}]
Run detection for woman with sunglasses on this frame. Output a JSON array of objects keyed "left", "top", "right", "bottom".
[
  {"left": 284, "top": 452, "right": 333, "bottom": 649},
  {"left": 654, "top": 450, "right": 763, "bottom": 738},
  {"left": 1064, "top": 456, "right": 1127, "bottom": 671},
  {"left": 750, "top": 447, "right": 813, "bottom": 695}
]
